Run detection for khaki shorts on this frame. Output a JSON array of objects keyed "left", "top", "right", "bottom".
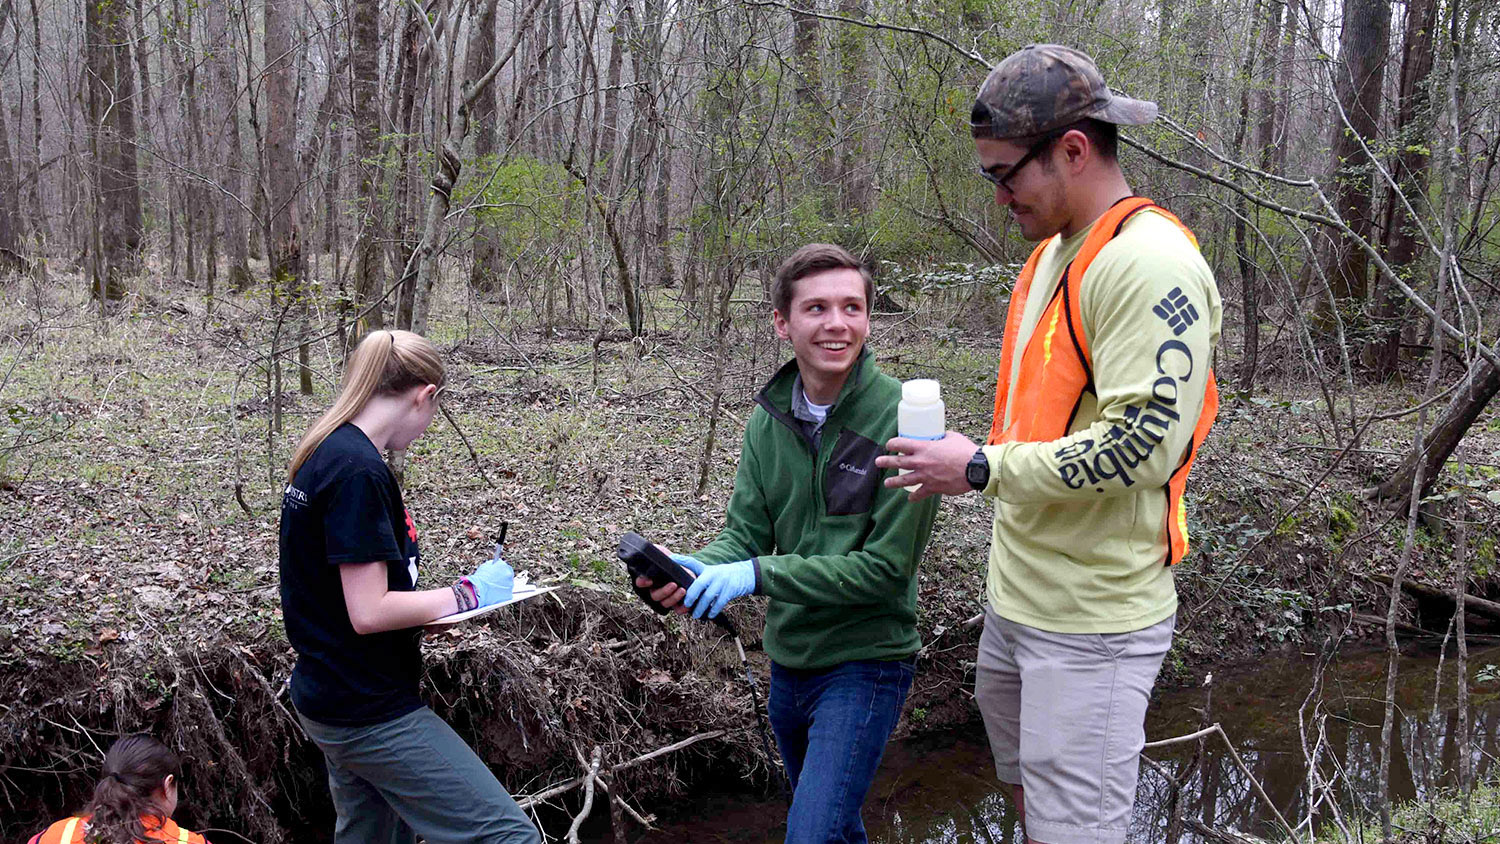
[{"left": 975, "top": 607, "right": 1174, "bottom": 844}]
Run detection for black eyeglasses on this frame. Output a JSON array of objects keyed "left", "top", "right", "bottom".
[{"left": 977, "top": 132, "right": 1060, "bottom": 192}]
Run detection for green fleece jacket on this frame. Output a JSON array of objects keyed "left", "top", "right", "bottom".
[{"left": 694, "top": 351, "right": 940, "bottom": 670}]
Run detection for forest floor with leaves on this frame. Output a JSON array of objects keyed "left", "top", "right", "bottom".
[{"left": 2, "top": 268, "right": 1498, "bottom": 841}]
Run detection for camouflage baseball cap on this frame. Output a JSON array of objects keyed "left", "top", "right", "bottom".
[{"left": 971, "top": 44, "right": 1157, "bottom": 140}]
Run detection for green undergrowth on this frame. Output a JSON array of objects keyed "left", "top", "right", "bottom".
[{"left": 1312, "top": 778, "right": 1500, "bottom": 843}]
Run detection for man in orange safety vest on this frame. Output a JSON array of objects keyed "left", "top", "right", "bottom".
[{"left": 876, "top": 44, "right": 1222, "bottom": 844}]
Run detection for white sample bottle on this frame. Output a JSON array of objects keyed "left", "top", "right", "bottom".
[{"left": 897, "top": 379, "right": 945, "bottom": 475}]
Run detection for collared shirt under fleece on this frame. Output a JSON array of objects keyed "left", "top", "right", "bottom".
[
  {"left": 693, "top": 351, "right": 941, "bottom": 671},
  {"left": 978, "top": 209, "right": 1222, "bottom": 635}
]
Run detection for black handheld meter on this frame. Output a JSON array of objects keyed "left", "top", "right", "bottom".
[{"left": 618, "top": 532, "right": 738, "bottom": 636}]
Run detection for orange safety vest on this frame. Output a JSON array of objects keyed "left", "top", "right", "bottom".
[
  {"left": 986, "top": 196, "right": 1218, "bottom": 565},
  {"left": 28, "top": 815, "right": 208, "bottom": 844}
]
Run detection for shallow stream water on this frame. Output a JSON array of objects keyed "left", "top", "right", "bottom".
[{"left": 603, "top": 644, "right": 1500, "bottom": 843}]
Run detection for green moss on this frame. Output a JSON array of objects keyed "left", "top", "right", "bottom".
[
  {"left": 1327, "top": 499, "right": 1358, "bottom": 547},
  {"left": 1474, "top": 537, "right": 1497, "bottom": 579}
]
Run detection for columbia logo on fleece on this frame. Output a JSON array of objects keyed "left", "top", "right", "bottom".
[{"left": 838, "top": 462, "right": 869, "bottom": 476}]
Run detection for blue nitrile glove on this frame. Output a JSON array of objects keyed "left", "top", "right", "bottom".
[
  {"left": 669, "top": 553, "right": 705, "bottom": 576},
  {"left": 463, "top": 557, "right": 515, "bottom": 608},
  {"left": 683, "top": 560, "right": 755, "bottom": 620}
]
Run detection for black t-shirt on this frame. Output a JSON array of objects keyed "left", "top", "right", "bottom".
[{"left": 279, "top": 423, "right": 424, "bottom": 726}]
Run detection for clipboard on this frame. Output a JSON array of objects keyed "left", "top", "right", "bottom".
[{"left": 428, "top": 576, "right": 559, "bottom": 626}]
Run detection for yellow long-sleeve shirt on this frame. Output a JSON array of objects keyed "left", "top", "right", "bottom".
[{"left": 979, "top": 209, "right": 1222, "bottom": 634}]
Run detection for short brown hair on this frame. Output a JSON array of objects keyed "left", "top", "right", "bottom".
[
  {"left": 1010, "top": 118, "right": 1119, "bottom": 163},
  {"left": 771, "top": 243, "right": 874, "bottom": 315}
]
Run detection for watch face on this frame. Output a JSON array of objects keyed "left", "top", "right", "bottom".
[{"left": 967, "top": 454, "right": 988, "bottom": 486}]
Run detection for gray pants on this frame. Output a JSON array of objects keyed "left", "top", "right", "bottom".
[
  {"left": 975, "top": 608, "right": 1174, "bottom": 844},
  {"left": 298, "top": 706, "right": 541, "bottom": 844}
]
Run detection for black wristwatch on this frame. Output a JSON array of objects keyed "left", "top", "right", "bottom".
[{"left": 965, "top": 448, "right": 990, "bottom": 491}]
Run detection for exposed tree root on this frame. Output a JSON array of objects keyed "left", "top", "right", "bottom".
[{"left": 0, "top": 590, "right": 801, "bottom": 841}]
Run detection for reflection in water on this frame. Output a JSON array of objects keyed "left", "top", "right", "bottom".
[
  {"left": 624, "top": 646, "right": 1500, "bottom": 843},
  {"left": 1130, "top": 645, "right": 1499, "bottom": 842}
]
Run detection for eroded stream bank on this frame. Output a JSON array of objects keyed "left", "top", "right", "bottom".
[{"left": 605, "top": 644, "right": 1500, "bottom": 843}]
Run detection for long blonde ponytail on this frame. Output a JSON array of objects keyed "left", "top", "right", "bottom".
[{"left": 286, "top": 329, "right": 446, "bottom": 482}]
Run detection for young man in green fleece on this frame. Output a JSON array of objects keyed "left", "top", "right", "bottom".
[
  {"left": 876, "top": 46, "right": 1222, "bottom": 844},
  {"left": 639, "top": 242, "right": 940, "bottom": 843}
]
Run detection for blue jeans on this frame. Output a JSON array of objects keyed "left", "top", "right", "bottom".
[{"left": 768, "top": 657, "right": 916, "bottom": 844}]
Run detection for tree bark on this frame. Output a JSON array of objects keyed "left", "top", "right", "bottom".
[
  {"left": 468, "top": 0, "right": 502, "bottom": 294},
  {"left": 131, "top": 0, "right": 154, "bottom": 247},
  {"left": 349, "top": 0, "right": 384, "bottom": 332},
  {"left": 1238, "top": 0, "right": 1283, "bottom": 391},
  {"left": 201, "top": 0, "right": 250, "bottom": 289},
  {"left": 0, "top": 0, "right": 21, "bottom": 271},
  {"left": 790, "top": 4, "right": 829, "bottom": 185},
  {"left": 834, "top": 0, "right": 870, "bottom": 215},
  {"left": 25, "top": 0, "right": 46, "bottom": 249},
  {"left": 409, "top": 0, "right": 546, "bottom": 337},
  {"left": 1369, "top": 0, "right": 1439, "bottom": 378},
  {"left": 546, "top": 0, "right": 566, "bottom": 154},
  {"left": 390, "top": 4, "right": 425, "bottom": 329},
  {"left": 169, "top": 0, "right": 209, "bottom": 286},
  {"left": 265, "top": 0, "right": 311, "bottom": 393},
  {"left": 1315, "top": 0, "right": 1390, "bottom": 310},
  {"left": 600, "top": 4, "right": 625, "bottom": 169},
  {"left": 1371, "top": 357, "right": 1500, "bottom": 505},
  {"left": 640, "top": 0, "right": 672, "bottom": 290},
  {"left": 84, "top": 0, "right": 144, "bottom": 300}
]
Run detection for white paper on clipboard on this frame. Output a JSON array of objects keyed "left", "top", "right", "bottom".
[{"left": 428, "top": 575, "right": 559, "bottom": 626}]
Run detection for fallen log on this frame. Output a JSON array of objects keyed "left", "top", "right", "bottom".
[
  {"left": 1348, "top": 612, "right": 1500, "bottom": 643},
  {"left": 1365, "top": 574, "right": 1500, "bottom": 623}
]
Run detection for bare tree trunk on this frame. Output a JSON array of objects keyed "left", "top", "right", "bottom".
[
  {"left": 409, "top": 0, "right": 546, "bottom": 336},
  {"left": 131, "top": 0, "right": 154, "bottom": 254},
  {"left": 349, "top": 0, "right": 384, "bottom": 333},
  {"left": 468, "top": 0, "right": 502, "bottom": 294},
  {"left": 1271, "top": 0, "right": 1297, "bottom": 174},
  {"left": 790, "top": 4, "right": 828, "bottom": 184},
  {"left": 546, "top": 0, "right": 565, "bottom": 154},
  {"left": 204, "top": 0, "right": 251, "bottom": 290},
  {"left": 266, "top": 0, "right": 310, "bottom": 394},
  {"left": 25, "top": 0, "right": 46, "bottom": 249},
  {"left": 65, "top": 64, "right": 83, "bottom": 257},
  {"left": 84, "top": 0, "right": 143, "bottom": 300},
  {"left": 391, "top": 5, "right": 425, "bottom": 329},
  {"left": 1369, "top": 0, "right": 1438, "bottom": 378},
  {"left": 1238, "top": 0, "right": 1283, "bottom": 391},
  {"left": 1371, "top": 358, "right": 1500, "bottom": 505},
  {"left": 1229, "top": 0, "right": 1263, "bottom": 392},
  {"left": 169, "top": 0, "right": 209, "bottom": 287},
  {"left": 0, "top": 0, "right": 21, "bottom": 271},
  {"left": 1455, "top": 510, "right": 1472, "bottom": 803},
  {"left": 834, "top": 0, "right": 870, "bottom": 215},
  {"left": 641, "top": 0, "right": 672, "bottom": 289},
  {"left": 1314, "top": 0, "right": 1389, "bottom": 311},
  {"left": 600, "top": 5, "right": 624, "bottom": 167}
]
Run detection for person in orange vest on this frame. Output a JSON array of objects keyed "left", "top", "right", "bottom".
[
  {"left": 876, "top": 45, "right": 1221, "bottom": 844},
  {"left": 27, "top": 734, "right": 211, "bottom": 844}
]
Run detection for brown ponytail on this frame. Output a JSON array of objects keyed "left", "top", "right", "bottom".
[
  {"left": 286, "top": 329, "right": 446, "bottom": 481},
  {"left": 82, "top": 735, "right": 179, "bottom": 844}
]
